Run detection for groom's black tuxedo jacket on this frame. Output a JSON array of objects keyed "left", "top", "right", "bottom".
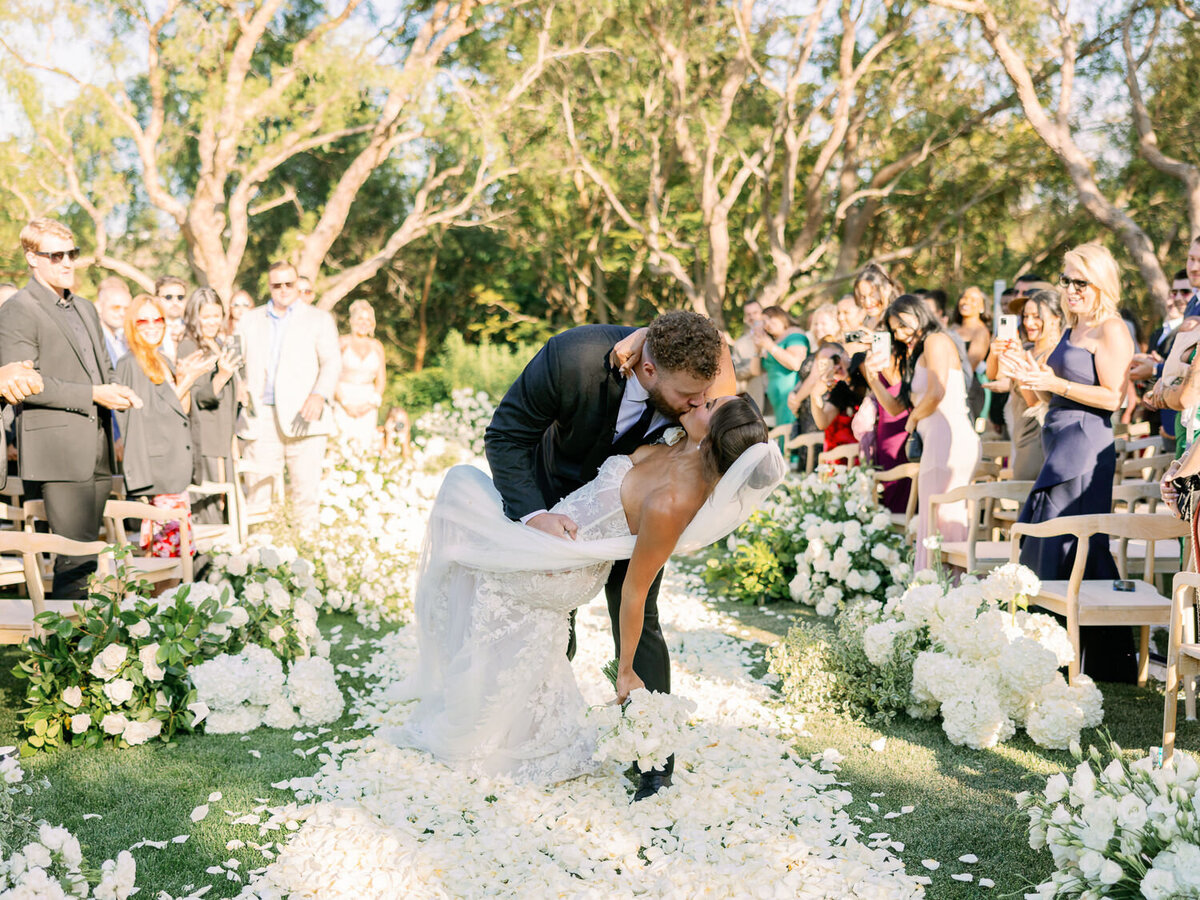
[{"left": 486, "top": 324, "right": 640, "bottom": 521}]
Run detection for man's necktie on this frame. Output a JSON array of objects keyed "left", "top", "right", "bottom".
[{"left": 612, "top": 401, "right": 655, "bottom": 455}]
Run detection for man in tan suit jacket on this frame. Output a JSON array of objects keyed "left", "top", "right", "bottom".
[{"left": 236, "top": 261, "right": 340, "bottom": 520}]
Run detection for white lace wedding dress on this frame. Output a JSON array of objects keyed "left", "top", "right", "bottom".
[{"left": 397, "top": 455, "right": 636, "bottom": 783}]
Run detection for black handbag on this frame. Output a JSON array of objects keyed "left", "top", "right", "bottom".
[
  {"left": 1174, "top": 473, "right": 1200, "bottom": 522},
  {"left": 904, "top": 429, "right": 923, "bottom": 463}
]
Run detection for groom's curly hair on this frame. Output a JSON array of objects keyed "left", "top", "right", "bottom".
[{"left": 645, "top": 311, "right": 722, "bottom": 380}]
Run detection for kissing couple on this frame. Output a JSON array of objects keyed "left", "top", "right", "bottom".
[{"left": 389, "top": 311, "right": 784, "bottom": 800}]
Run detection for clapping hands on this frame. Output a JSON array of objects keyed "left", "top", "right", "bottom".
[{"left": 998, "top": 347, "right": 1059, "bottom": 392}]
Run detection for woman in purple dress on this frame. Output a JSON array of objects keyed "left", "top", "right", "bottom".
[
  {"left": 859, "top": 342, "right": 910, "bottom": 512},
  {"left": 1001, "top": 243, "right": 1136, "bottom": 682}
]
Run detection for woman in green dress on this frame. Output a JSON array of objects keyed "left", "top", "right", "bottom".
[{"left": 755, "top": 306, "right": 809, "bottom": 427}]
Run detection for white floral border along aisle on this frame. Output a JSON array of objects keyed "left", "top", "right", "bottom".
[{"left": 233, "top": 573, "right": 928, "bottom": 899}]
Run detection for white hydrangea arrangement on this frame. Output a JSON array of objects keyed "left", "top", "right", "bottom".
[
  {"left": 702, "top": 465, "right": 909, "bottom": 607},
  {"left": 190, "top": 646, "right": 344, "bottom": 734},
  {"left": 413, "top": 387, "right": 495, "bottom": 464},
  {"left": 789, "top": 509, "right": 910, "bottom": 616},
  {"left": 587, "top": 689, "right": 698, "bottom": 772},
  {"left": 0, "top": 756, "right": 137, "bottom": 898},
  {"left": 862, "top": 565, "right": 1102, "bottom": 749},
  {"left": 1018, "top": 740, "right": 1200, "bottom": 899}
]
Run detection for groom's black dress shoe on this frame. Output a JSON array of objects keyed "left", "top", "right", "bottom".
[{"left": 633, "top": 772, "right": 672, "bottom": 802}]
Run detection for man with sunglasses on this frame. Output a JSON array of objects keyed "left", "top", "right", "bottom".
[
  {"left": 0, "top": 217, "right": 141, "bottom": 597},
  {"left": 156, "top": 275, "right": 189, "bottom": 364},
  {"left": 236, "top": 260, "right": 340, "bottom": 521}
]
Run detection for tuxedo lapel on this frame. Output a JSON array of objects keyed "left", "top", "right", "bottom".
[{"left": 582, "top": 346, "right": 627, "bottom": 473}]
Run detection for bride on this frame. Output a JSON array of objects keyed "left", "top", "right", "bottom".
[{"left": 390, "top": 394, "right": 784, "bottom": 784}]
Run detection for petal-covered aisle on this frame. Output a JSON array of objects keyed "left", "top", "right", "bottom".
[{"left": 240, "top": 572, "right": 926, "bottom": 899}]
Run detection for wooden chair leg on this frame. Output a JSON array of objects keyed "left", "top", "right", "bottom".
[
  {"left": 1138, "top": 625, "right": 1151, "bottom": 687},
  {"left": 1186, "top": 613, "right": 1197, "bottom": 722},
  {"left": 1066, "top": 607, "right": 1080, "bottom": 686}
]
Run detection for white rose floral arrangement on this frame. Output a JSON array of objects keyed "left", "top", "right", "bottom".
[
  {"left": 1018, "top": 739, "right": 1200, "bottom": 899},
  {"left": 15, "top": 555, "right": 329, "bottom": 754},
  {"left": 0, "top": 755, "right": 137, "bottom": 898},
  {"left": 699, "top": 465, "right": 910, "bottom": 608}
]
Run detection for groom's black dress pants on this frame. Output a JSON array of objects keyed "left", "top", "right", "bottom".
[{"left": 566, "top": 562, "right": 673, "bottom": 778}]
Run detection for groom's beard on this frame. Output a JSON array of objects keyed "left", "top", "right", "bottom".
[{"left": 645, "top": 384, "right": 687, "bottom": 422}]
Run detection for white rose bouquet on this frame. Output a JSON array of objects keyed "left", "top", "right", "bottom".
[
  {"left": 1019, "top": 739, "right": 1200, "bottom": 899},
  {"left": 588, "top": 688, "right": 698, "bottom": 773}
]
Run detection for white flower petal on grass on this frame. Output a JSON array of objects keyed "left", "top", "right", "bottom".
[
  {"left": 959, "top": 853, "right": 979, "bottom": 863},
  {"left": 870, "top": 736, "right": 887, "bottom": 752},
  {"left": 190, "top": 804, "right": 210, "bottom": 823},
  {"left": 208, "top": 792, "right": 223, "bottom": 802},
  {"left": 952, "top": 873, "right": 973, "bottom": 881},
  {"left": 979, "top": 877, "right": 995, "bottom": 888},
  {"left": 922, "top": 859, "right": 940, "bottom": 870}
]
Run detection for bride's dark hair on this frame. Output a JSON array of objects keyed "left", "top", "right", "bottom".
[{"left": 701, "top": 395, "right": 769, "bottom": 480}]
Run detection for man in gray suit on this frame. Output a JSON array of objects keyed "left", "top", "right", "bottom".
[
  {"left": 0, "top": 361, "right": 44, "bottom": 491},
  {"left": 236, "top": 261, "right": 340, "bottom": 521},
  {"left": 0, "top": 218, "right": 141, "bottom": 597}
]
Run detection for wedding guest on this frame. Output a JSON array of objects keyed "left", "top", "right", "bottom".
[
  {"left": 878, "top": 295, "right": 979, "bottom": 570},
  {"left": 730, "top": 300, "right": 766, "bottom": 409},
  {"left": 807, "top": 303, "right": 841, "bottom": 347},
  {"left": 755, "top": 306, "right": 808, "bottom": 428},
  {"left": 156, "top": 275, "right": 188, "bottom": 364},
  {"left": 178, "top": 288, "right": 241, "bottom": 524},
  {"left": 236, "top": 261, "right": 340, "bottom": 521},
  {"left": 952, "top": 286, "right": 991, "bottom": 370},
  {"left": 0, "top": 218, "right": 140, "bottom": 598},
  {"left": 381, "top": 406, "right": 411, "bottom": 459},
  {"left": 95, "top": 276, "right": 131, "bottom": 367},
  {"left": 115, "top": 294, "right": 210, "bottom": 558},
  {"left": 1002, "top": 242, "right": 1135, "bottom": 682},
  {"left": 808, "top": 346, "right": 863, "bottom": 455},
  {"left": 986, "top": 290, "right": 1063, "bottom": 481},
  {"left": 914, "top": 288, "right": 949, "bottom": 327},
  {"left": 835, "top": 294, "right": 865, "bottom": 337},
  {"left": 334, "top": 300, "right": 387, "bottom": 447},
  {"left": 859, "top": 337, "right": 912, "bottom": 513},
  {"left": 853, "top": 263, "right": 901, "bottom": 329},
  {"left": 296, "top": 276, "right": 316, "bottom": 305},
  {"left": 228, "top": 289, "right": 254, "bottom": 335},
  {"left": 0, "top": 361, "right": 44, "bottom": 491}
]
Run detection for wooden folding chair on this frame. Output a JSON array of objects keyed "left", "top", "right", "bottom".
[
  {"left": 189, "top": 458, "right": 241, "bottom": 551},
  {"left": 0, "top": 532, "right": 112, "bottom": 642},
  {"left": 871, "top": 462, "right": 919, "bottom": 532},
  {"left": 929, "top": 480, "right": 1035, "bottom": 574},
  {"left": 236, "top": 460, "right": 284, "bottom": 535},
  {"left": 786, "top": 431, "right": 826, "bottom": 475},
  {"left": 1114, "top": 421, "right": 1152, "bottom": 440},
  {"left": 1009, "top": 513, "right": 1190, "bottom": 685},
  {"left": 102, "top": 499, "right": 194, "bottom": 587},
  {"left": 1119, "top": 453, "right": 1175, "bottom": 485},
  {"left": 817, "top": 443, "right": 861, "bottom": 467},
  {"left": 1163, "top": 571, "right": 1200, "bottom": 763}
]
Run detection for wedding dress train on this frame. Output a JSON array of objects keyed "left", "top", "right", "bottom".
[{"left": 389, "top": 443, "right": 785, "bottom": 783}]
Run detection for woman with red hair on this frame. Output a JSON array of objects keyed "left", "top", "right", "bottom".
[{"left": 114, "top": 294, "right": 211, "bottom": 558}]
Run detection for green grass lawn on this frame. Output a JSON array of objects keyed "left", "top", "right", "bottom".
[
  {"left": 0, "top": 611, "right": 390, "bottom": 898},
  {"left": 3, "top": 592, "right": 1194, "bottom": 898},
  {"left": 714, "top": 596, "right": 1200, "bottom": 899}
]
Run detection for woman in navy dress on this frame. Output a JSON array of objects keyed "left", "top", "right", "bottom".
[{"left": 1001, "top": 243, "right": 1135, "bottom": 682}]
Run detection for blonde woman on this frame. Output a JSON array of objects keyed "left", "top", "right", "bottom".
[
  {"left": 335, "top": 299, "right": 386, "bottom": 447},
  {"left": 1000, "top": 242, "right": 1135, "bottom": 682}
]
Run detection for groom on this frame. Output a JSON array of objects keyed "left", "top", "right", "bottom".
[{"left": 485, "top": 310, "right": 731, "bottom": 800}]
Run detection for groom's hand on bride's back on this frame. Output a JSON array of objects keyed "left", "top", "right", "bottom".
[{"left": 527, "top": 512, "right": 579, "bottom": 540}]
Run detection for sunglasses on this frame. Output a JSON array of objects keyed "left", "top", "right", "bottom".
[
  {"left": 270, "top": 280, "right": 295, "bottom": 290},
  {"left": 34, "top": 248, "right": 80, "bottom": 264},
  {"left": 161, "top": 293, "right": 185, "bottom": 301},
  {"left": 135, "top": 317, "right": 166, "bottom": 327},
  {"left": 1058, "top": 275, "right": 1092, "bottom": 293},
  {"left": 1170, "top": 289, "right": 1192, "bottom": 296}
]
